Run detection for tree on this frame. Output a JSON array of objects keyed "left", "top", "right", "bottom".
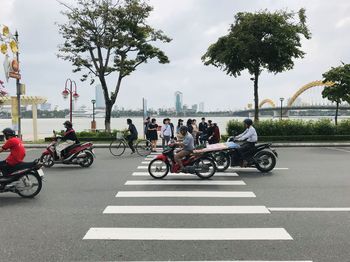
[
  {"left": 202, "top": 9, "right": 311, "bottom": 122},
  {"left": 322, "top": 63, "right": 350, "bottom": 125},
  {"left": 57, "top": 0, "right": 171, "bottom": 131}
]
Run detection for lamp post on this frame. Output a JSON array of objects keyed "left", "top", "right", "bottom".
[
  {"left": 91, "top": 99, "right": 96, "bottom": 131},
  {"left": 62, "top": 79, "right": 79, "bottom": 123},
  {"left": 280, "top": 97, "right": 284, "bottom": 120}
]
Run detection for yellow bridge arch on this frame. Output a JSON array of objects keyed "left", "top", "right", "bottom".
[
  {"left": 287, "top": 80, "right": 334, "bottom": 107},
  {"left": 259, "top": 99, "right": 276, "bottom": 108}
]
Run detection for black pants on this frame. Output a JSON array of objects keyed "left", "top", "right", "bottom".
[
  {"left": 0, "top": 160, "right": 15, "bottom": 177},
  {"left": 126, "top": 135, "right": 137, "bottom": 153},
  {"left": 237, "top": 142, "right": 256, "bottom": 159}
]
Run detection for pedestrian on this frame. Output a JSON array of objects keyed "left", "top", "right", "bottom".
[
  {"left": 186, "top": 119, "right": 193, "bottom": 135},
  {"left": 148, "top": 118, "right": 158, "bottom": 152},
  {"left": 206, "top": 120, "right": 213, "bottom": 144},
  {"left": 176, "top": 119, "right": 184, "bottom": 141},
  {"left": 199, "top": 117, "right": 208, "bottom": 144},
  {"left": 143, "top": 117, "right": 150, "bottom": 140},
  {"left": 126, "top": 119, "right": 138, "bottom": 154},
  {"left": 192, "top": 119, "right": 199, "bottom": 145},
  {"left": 168, "top": 118, "right": 175, "bottom": 140},
  {"left": 161, "top": 118, "right": 172, "bottom": 149},
  {"left": 209, "top": 123, "right": 220, "bottom": 144}
]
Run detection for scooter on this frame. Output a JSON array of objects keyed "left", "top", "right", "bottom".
[
  {"left": 40, "top": 138, "right": 95, "bottom": 168},
  {"left": 213, "top": 136, "right": 278, "bottom": 173},
  {"left": 148, "top": 144, "right": 217, "bottom": 179},
  {"left": 0, "top": 160, "right": 44, "bottom": 198}
]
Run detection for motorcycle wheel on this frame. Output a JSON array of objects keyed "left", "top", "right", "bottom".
[
  {"left": 79, "top": 151, "right": 94, "bottom": 168},
  {"left": 16, "top": 172, "right": 42, "bottom": 198},
  {"left": 213, "top": 152, "right": 230, "bottom": 172},
  {"left": 254, "top": 151, "right": 276, "bottom": 173},
  {"left": 40, "top": 154, "right": 54, "bottom": 168},
  {"left": 148, "top": 159, "right": 169, "bottom": 179},
  {"left": 194, "top": 157, "right": 216, "bottom": 179}
]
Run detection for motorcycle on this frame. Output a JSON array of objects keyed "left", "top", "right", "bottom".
[
  {"left": 213, "top": 136, "right": 278, "bottom": 173},
  {"left": 40, "top": 138, "right": 95, "bottom": 168},
  {"left": 0, "top": 160, "right": 44, "bottom": 198},
  {"left": 148, "top": 144, "right": 217, "bottom": 179}
]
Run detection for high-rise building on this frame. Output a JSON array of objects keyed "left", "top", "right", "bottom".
[
  {"left": 95, "top": 84, "right": 105, "bottom": 109},
  {"left": 174, "top": 91, "right": 183, "bottom": 114},
  {"left": 199, "top": 102, "right": 205, "bottom": 112},
  {"left": 191, "top": 104, "right": 198, "bottom": 112}
]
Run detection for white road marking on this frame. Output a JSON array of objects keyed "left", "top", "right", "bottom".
[
  {"left": 125, "top": 180, "right": 246, "bottom": 185},
  {"left": 269, "top": 207, "right": 350, "bottom": 212},
  {"left": 137, "top": 166, "right": 148, "bottom": 169},
  {"left": 229, "top": 167, "right": 289, "bottom": 171},
  {"left": 325, "top": 147, "right": 350, "bottom": 153},
  {"left": 116, "top": 191, "right": 256, "bottom": 198},
  {"left": 83, "top": 227, "right": 292, "bottom": 240},
  {"left": 103, "top": 205, "right": 270, "bottom": 214},
  {"left": 126, "top": 261, "right": 312, "bottom": 262},
  {"left": 132, "top": 172, "right": 239, "bottom": 177}
]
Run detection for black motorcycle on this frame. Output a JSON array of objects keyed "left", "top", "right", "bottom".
[
  {"left": 0, "top": 160, "right": 44, "bottom": 198},
  {"left": 213, "top": 137, "right": 278, "bottom": 173}
]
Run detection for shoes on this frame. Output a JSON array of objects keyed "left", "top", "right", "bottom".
[{"left": 130, "top": 151, "right": 135, "bottom": 154}]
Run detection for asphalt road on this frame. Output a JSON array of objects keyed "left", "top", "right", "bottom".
[{"left": 0, "top": 147, "right": 349, "bottom": 262}]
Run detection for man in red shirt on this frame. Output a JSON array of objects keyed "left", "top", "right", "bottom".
[{"left": 0, "top": 128, "right": 26, "bottom": 176}]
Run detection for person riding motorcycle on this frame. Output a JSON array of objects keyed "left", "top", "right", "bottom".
[
  {"left": 235, "top": 118, "right": 258, "bottom": 163},
  {"left": 174, "top": 126, "right": 194, "bottom": 171},
  {"left": 0, "top": 128, "right": 26, "bottom": 176},
  {"left": 54, "top": 121, "right": 79, "bottom": 159}
]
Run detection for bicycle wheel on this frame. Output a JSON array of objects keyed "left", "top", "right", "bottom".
[
  {"left": 136, "top": 139, "right": 152, "bottom": 156},
  {"left": 109, "top": 139, "right": 126, "bottom": 156}
]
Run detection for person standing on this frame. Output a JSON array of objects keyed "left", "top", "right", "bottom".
[
  {"left": 161, "top": 118, "right": 172, "bottom": 149},
  {"left": 186, "top": 119, "right": 193, "bottom": 135},
  {"left": 192, "top": 119, "right": 199, "bottom": 145},
  {"left": 168, "top": 118, "right": 175, "bottom": 140},
  {"left": 148, "top": 118, "right": 158, "bottom": 152},
  {"left": 209, "top": 123, "right": 220, "bottom": 144},
  {"left": 206, "top": 120, "right": 213, "bottom": 144},
  {"left": 176, "top": 119, "right": 184, "bottom": 141},
  {"left": 126, "top": 119, "right": 138, "bottom": 154},
  {"left": 199, "top": 117, "right": 208, "bottom": 144},
  {"left": 143, "top": 117, "right": 150, "bottom": 140}
]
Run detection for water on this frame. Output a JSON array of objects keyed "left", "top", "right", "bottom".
[{"left": 0, "top": 115, "right": 345, "bottom": 141}]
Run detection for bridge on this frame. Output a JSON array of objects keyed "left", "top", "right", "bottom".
[{"left": 233, "top": 80, "right": 350, "bottom": 117}]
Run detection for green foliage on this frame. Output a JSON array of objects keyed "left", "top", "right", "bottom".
[
  {"left": 226, "top": 119, "right": 349, "bottom": 137},
  {"left": 202, "top": 9, "right": 311, "bottom": 121},
  {"left": 57, "top": 0, "right": 171, "bottom": 131}
]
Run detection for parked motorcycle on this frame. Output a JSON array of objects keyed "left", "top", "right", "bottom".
[
  {"left": 148, "top": 144, "right": 217, "bottom": 179},
  {"left": 213, "top": 137, "right": 278, "bottom": 173},
  {"left": 40, "top": 138, "right": 95, "bottom": 168},
  {"left": 0, "top": 160, "right": 44, "bottom": 198}
]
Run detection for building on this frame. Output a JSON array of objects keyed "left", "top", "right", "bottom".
[
  {"left": 40, "top": 103, "right": 52, "bottom": 111},
  {"left": 191, "top": 104, "right": 198, "bottom": 113},
  {"left": 199, "top": 102, "right": 205, "bottom": 112},
  {"left": 174, "top": 91, "right": 183, "bottom": 114},
  {"left": 95, "top": 84, "right": 105, "bottom": 109}
]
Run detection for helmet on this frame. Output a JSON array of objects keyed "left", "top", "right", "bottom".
[
  {"left": 179, "top": 125, "right": 188, "bottom": 133},
  {"left": 243, "top": 118, "right": 253, "bottom": 126},
  {"left": 63, "top": 120, "right": 72, "bottom": 128},
  {"left": 3, "top": 128, "right": 16, "bottom": 137}
]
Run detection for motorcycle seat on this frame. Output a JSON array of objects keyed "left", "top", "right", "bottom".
[
  {"left": 3, "top": 161, "right": 39, "bottom": 177},
  {"left": 255, "top": 143, "right": 271, "bottom": 150}
]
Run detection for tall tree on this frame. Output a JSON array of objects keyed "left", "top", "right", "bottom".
[
  {"left": 202, "top": 9, "right": 311, "bottom": 122},
  {"left": 322, "top": 63, "right": 350, "bottom": 125},
  {"left": 57, "top": 0, "right": 171, "bottom": 131}
]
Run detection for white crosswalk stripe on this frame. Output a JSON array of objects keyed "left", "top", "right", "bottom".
[
  {"left": 132, "top": 172, "right": 239, "bottom": 177},
  {"left": 116, "top": 191, "right": 256, "bottom": 198},
  {"left": 103, "top": 205, "right": 270, "bottom": 214},
  {"left": 83, "top": 227, "right": 293, "bottom": 240},
  {"left": 125, "top": 180, "right": 246, "bottom": 185}
]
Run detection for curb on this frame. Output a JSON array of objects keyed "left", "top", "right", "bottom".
[{"left": 22, "top": 143, "right": 350, "bottom": 149}]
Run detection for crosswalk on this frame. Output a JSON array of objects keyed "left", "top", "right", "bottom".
[{"left": 83, "top": 150, "right": 312, "bottom": 261}]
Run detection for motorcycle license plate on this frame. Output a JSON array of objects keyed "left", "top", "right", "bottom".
[{"left": 37, "top": 168, "right": 45, "bottom": 177}]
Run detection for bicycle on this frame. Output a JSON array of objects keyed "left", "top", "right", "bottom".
[{"left": 109, "top": 131, "right": 152, "bottom": 157}]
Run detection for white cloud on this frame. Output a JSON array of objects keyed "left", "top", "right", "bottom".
[{"left": 336, "top": 17, "right": 350, "bottom": 28}]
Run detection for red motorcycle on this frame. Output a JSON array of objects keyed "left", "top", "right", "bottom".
[
  {"left": 148, "top": 144, "right": 216, "bottom": 179},
  {"left": 40, "top": 138, "right": 95, "bottom": 168}
]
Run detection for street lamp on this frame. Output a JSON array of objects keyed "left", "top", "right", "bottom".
[
  {"left": 91, "top": 99, "right": 96, "bottom": 131},
  {"left": 280, "top": 97, "right": 285, "bottom": 120},
  {"left": 62, "top": 79, "right": 79, "bottom": 123}
]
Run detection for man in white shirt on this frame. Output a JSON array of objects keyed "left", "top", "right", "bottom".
[
  {"left": 161, "top": 118, "right": 172, "bottom": 149},
  {"left": 235, "top": 119, "right": 258, "bottom": 163}
]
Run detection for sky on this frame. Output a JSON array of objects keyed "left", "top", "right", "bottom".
[{"left": 0, "top": 0, "right": 350, "bottom": 111}]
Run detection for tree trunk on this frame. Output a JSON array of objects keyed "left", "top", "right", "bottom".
[
  {"left": 335, "top": 101, "right": 339, "bottom": 126},
  {"left": 253, "top": 70, "right": 260, "bottom": 122},
  {"left": 105, "top": 101, "right": 112, "bottom": 132}
]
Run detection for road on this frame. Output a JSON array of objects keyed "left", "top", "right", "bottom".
[{"left": 0, "top": 147, "right": 349, "bottom": 262}]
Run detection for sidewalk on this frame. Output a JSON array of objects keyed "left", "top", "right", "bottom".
[{"left": 23, "top": 142, "right": 350, "bottom": 148}]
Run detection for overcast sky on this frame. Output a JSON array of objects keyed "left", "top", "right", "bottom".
[{"left": 1, "top": 0, "right": 350, "bottom": 111}]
